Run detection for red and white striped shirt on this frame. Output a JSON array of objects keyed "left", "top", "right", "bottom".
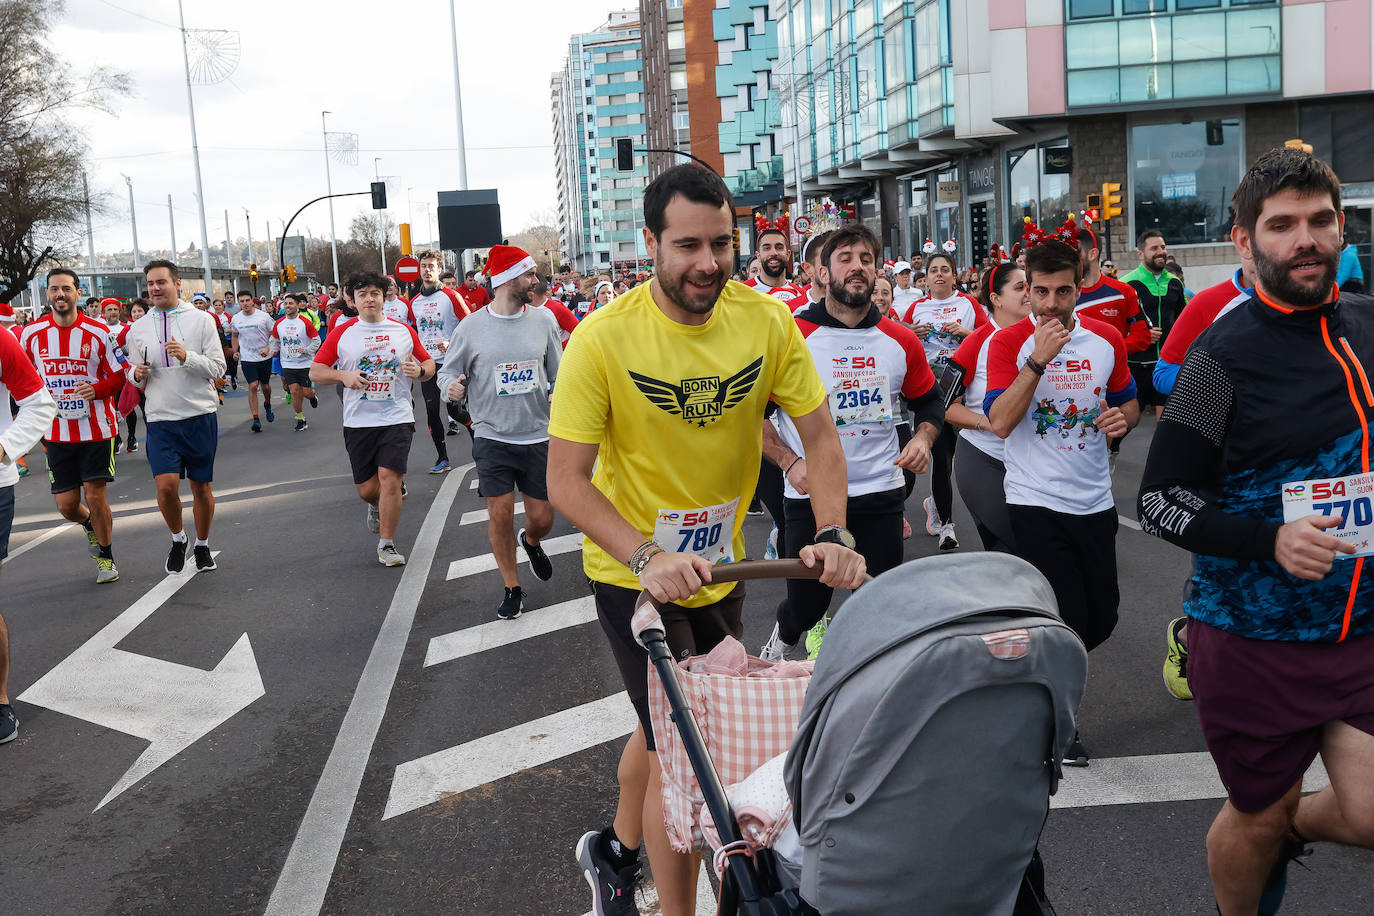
[{"left": 19, "top": 314, "right": 126, "bottom": 442}]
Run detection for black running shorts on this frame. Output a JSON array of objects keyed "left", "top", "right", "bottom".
[
  {"left": 342, "top": 423, "right": 414, "bottom": 484},
  {"left": 45, "top": 438, "right": 116, "bottom": 494}
]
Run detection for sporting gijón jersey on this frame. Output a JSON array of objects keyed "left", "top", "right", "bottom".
[
  {"left": 0, "top": 329, "right": 49, "bottom": 488},
  {"left": 901, "top": 292, "right": 989, "bottom": 378},
  {"left": 270, "top": 315, "right": 318, "bottom": 369},
  {"left": 944, "top": 323, "right": 1004, "bottom": 461},
  {"left": 745, "top": 277, "right": 806, "bottom": 301},
  {"left": 1075, "top": 275, "right": 1150, "bottom": 355},
  {"left": 778, "top": 302, "right": 936, "bottom": 499},
  {"left": 314, "top": 317, "right": 430, "bottom": 428},
  {"left": 409, "top": 288, "right": 469, "bottom": 364},
  {"left": 19, "top": 315, "right": 125, "bottom": 443},
  {"left": 1153, "top": 269, "right": 1253, "bottom": 397},
  {"left": 985, "top": 316, "right": 1137, "bottom": 515}
]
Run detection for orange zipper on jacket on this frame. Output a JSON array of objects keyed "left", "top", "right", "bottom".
[{"left": 1319, "top": 314, "right": 1367, "bottom": 642}]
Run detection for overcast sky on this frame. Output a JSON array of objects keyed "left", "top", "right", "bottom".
[{"left": 57, "top": 0, "right": 621, "bottom": 259}]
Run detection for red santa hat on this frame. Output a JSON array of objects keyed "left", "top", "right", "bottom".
[
  {"left": 483, "top": 244, "right": 537, "bottom": 288},
  {"left": 99, "top": 297, "right": 121, "bottom": 309},
  {"left": 0, "top": 303, "right": 15, "bottom": 322}
]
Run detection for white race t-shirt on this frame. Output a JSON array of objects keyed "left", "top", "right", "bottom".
[
  {"left": 231, "top": 309, "right": 275, "bottom": 360},
  {"left": 945, "top": 323, "right": 1004, "bottom": 461},
  {"left": 313, "top": 317, "right": 431, "bottom": 428},
  {"left": 271, "top": 315, "right": 319, "bottom": 369},
  {"left": 902, "top": 292, "right": 988, "bottom": 378},
  {"left": 408, "top": 289, "right": 467, "bottom": 364}
]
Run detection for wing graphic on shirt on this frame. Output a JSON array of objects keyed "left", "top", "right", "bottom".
[{"left": 628, "top": 356, "right": 763, "bottom": 425}]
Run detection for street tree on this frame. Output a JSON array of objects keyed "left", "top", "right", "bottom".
[{"left": 0, "top": 0, "right": 130, "bottom": 303}]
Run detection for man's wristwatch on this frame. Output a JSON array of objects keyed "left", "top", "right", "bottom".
[{"left": 813, "top": 525, "right": 856, "bottom": 549}]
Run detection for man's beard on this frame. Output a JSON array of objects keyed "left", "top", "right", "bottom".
[
  {"left": 762, "top": 256, "right": 787, "bottom": 282},
  {"left": 828, "top": 273, "right": 873, "bottom": 310},
  {"left": 659, "top": 267, "right": 725, "bottom": 315},
  {"left": 49, "top": 298, "right": 76, "bottom": 317},
  {"left": 1252, "top": 237, "right": 1338, "bottom": 308}
]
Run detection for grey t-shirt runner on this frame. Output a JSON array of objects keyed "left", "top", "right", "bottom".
[{"left": 438, "top": 306, "right": 562, "bottom": 445}]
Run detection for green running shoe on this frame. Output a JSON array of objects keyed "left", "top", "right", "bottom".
[
  {"left": 805, "top": 615, "right": 830, "bottom": 660},
  {"left": 1164, "top": 616, "right": 1193, "bottom": 701}
]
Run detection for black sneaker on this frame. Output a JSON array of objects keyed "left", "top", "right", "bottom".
[
  {"left": 576, "top": 829, "right": 641, "bottom": 916},
  {"left": 308, "top": 395, "right": 318, "bottom": 409},
  {"left": 193, "top": 545, "right": 216, "bottom": 571},
  {"left": 166, "top": 538, "right": 188, "bottom": 573},
  {"left": 230, "top": 377, "right": 237, "bottom": 390},
  {"left": 446, "top": 419, "right": 460, "bottom": 436},
  {"left": 127, "top": 438, "right": 138, "bottom": 453},
  {"left": 496, "top": 586, "right": 525, "bottom": 620},
  {"left": 294, "top": 418, "right": 308, "bottom": 431},
  {"left": 520, "top": 528, "right": 553, "bottom": 581},
  {"left": 113, "top": 435, "right": 122, "bottom": 454},
  {"left": 251, "top": 418, "right": 262, "bottom": 433},
  {"left": 1258, "top": 832, "right": 1313, "bottom": 916},
  {"left": 747, "top": 497, "right": 765, "bottom": 516},
  {"left": 0, "top": 704, "right": 18, "bottom": 744},
  {"left": 1062, "top": 733, "right": 1090, "bottom": 767}
]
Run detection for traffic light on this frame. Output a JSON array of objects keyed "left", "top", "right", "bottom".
[
  {"left": 1086, "top": 192, "right": 1102, "bottom": 211},
  {"left": 732, "top": 227, "right": 740, "bottom": 251},
  {"left": 1285, "top": 138, "right": 1314, "bottom": 155},
  {"left": 249, "top": 262, "right": 258, "bottom": 281},
  {"left": 1101, "top": 182, "right": 1123, "bottom": 221},
  {"left": 615, "top": 137, "right": 634, "bottom": 171},
  {"left": 371, "top": 181, "right": 387, "bottom": 209},
  {"left": 281, "top": 265, "right": 297, "bottom": 284}
]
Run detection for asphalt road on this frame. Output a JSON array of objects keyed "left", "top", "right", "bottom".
[{"left": 2, "top": 393, "right": 1371, "bottom": 915}]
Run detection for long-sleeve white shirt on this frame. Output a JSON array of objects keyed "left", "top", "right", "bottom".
[
  {"left": 1, "top": 330, "right": 58, "bottom": 487},
  {"left": 124, "top": 304, "right": 227, "bottom": 422}
]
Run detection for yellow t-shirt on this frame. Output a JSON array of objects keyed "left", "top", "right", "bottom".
[{"left": 549, "top": 279, "right": 827, "bottom": 606}]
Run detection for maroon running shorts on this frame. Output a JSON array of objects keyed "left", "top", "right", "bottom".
[{"left": 1188, "top": 618, "right": 1374, "bottom": 813}]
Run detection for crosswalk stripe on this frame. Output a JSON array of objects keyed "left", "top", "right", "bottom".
[
  {"left": 424, "top": 597, "right": 598, "bottom": 668},
  {"left": 578, "top": 869, "right": 717, "bottom": 916},
  {"left": 1051, "top": 751, "right": 1329, "bottom": 808},
  {"left": 458, "top": 502, "right": 525, "bottom": 526},
  {"left": 383, "top": 692, "right": 638, "bottom": 820},
  {"left": 446, "top": 532, "right": 584, "bottom": 581},
  {"left": 469, "top": 478, "right": 478, "bottom": 489}
]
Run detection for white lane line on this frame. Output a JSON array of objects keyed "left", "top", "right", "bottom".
[
  {"left": 264, "top": 464, "right": 472, "bottom": 916},
  {"left": 5, "top": 522, "right": 70, "bottom": 561},
  {"left": 424, "top": 597, "right": 597, "bottom": 668},
  {"left": 384, "top": 692, "right": 638, "bottom": 821},
  {"left": 1118, "top": 514, "right": 1142, "bottom": 531},
  {"left": 469, "top": 479, "right": 478, "bottom": 490},
  {"left": 458, "top": 501, "right": 525, "bottom": 526},
  {"left": 1052, "top": 752, "right": 1329, "bottom": 809},
  {"left": 446, "top": 532, "right": 584, "bottom": 581}
]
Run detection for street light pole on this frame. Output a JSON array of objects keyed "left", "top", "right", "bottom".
[
  {"left": 177, "top": 0, "right": 214, "bottom": 294},
  {"left": 374, "top": 158, "right": 387, "bottom": 273},
  {"left": 82, "top": 173, "right": 97, "bottom": 290},
  {"left": 244, "top": 208, "right": 254, "bottom": 270},
  {"left": 122, "top": 174, "right": 141, "bottom": 269},
  {"left": 224, "top": 209, "right": 233, "bottom": 293},
  {"left": 321, "top": 110, "right": 340, "bottom": 285},
  {"left": 448, "top": 0, "right": 468, "bottom": 271},
  {"left": 168, "top": 195, "right": 178, "bottom": 261}
]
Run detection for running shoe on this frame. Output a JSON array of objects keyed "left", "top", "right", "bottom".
[
  {"left": 747, "top": 497, "right": 765, "bottom": 517},
  {"left": 764, "top": 525, "right": 778, "bottom": 560},
  {"left": 938, "top": 523, "right": 959, "bottom": 551},
  {"left": 923, "top": 496, "right": 941, "bottom": 537},
  {"left": 16, "top": 460, "right": 27, "bottom": 478},
  {"left": 497, "top": 586, "right": 525, "bottom": 620},
  {"left": 1258, "top": 832, "right": 1313, "bottom": 916},
  {"left": 113, "top": 435, "right": 122, "bottom": 455},
  {"left": 284, "top": 392, "right": 292, "bottom": 404},
  {"left": 251, "top": 418, "right": 262, "bottom": 433},
  {"left": 428, "top": 460, "right": 452, "bottom": 474},
  {"left": 446, "top": 419, "right": 460, "bottom": 437},
  {"left": 366, "top": 504, "right": 381, "bottom": 534},
  {"left": 82, "top": 520, "right": 100, "bottom": 556},
  {"left": 575, "top": 829, "right": 641, "bottom": 916},
  {"left": 308, "top": 395, "right": 319, "bottom": 409},
  {"left": 1163, "top": 616, "right": 1193, "bottom": 701},
  {"left": 902, "top": 516, "right": 912, "bottom": 540},
  {"left": 519, "top": 528, "right": 553, "bottom": 581},
  {"left": 378, "top": 544, "right": 407, "bottom": 567},
  {"left": 264, "top": 404, "right": 275, "bottom": 423},
  {"left": 0, "top": 704, "right": 18, "bottom": 744},
  {"left": 127, "top": 438, "right": 138, "bottom": 453},
  {"left": 230, "top": 377, "right": 237, "bottom": 390},
  {"left": 294, "top": 418, "right": 308, "bottom": 431},
  {"left": 193, "top": 545, "right": 216, "bottom": 571},
  {"left": 805, "top": 615, "right": 829, "bottom": 660},
  {"left": 1107, "top": 449, "right": 1119, "bottom": 477},
  {"left": 1062, "top": 733, "right": 1090, "bottom": 767},
  {"left": 166, "top": 538, "right": 188, "bottom": 574},
  {"left": 400, "top": 483, "right": 408, "bottom": 499},
  {"left": 760, "top": 623, "right": 795, "bottom": 663},
  {"left": 94, "top": 556, "right": 120, "bottom": 584}
]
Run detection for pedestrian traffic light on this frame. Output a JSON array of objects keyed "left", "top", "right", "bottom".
[
  {"left": 615, "top": 137, "right": 634, "bottom": 171},
  {"left": 249, "top": 262, "right": 258, "bottom": 281},
  {"left": 1086, "top": 192, "right": 1102, "bottom": 211},
  {"left": 732, "top": 227, "right": 740, "bottom": 251},
  {"left": 1101, "top": 182, "right": 1123, "bottom": 221},
  {"left": 371, "top": 181, "right": 387, "bottom": 210},
  {"left": 1285, "top": 138, "right": 1314, "bottom": 155}
]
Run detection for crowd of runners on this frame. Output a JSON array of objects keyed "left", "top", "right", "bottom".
[{"left": 1, "top": 145, "right": 1371, "bottom": 916}]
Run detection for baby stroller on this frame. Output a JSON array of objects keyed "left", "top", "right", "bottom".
[
  {"left": 785, "top": 552, "right": 1087, "bottom": 915},
  {"left": 634, "top": 553, "right": 1084, "bottom": 914}
]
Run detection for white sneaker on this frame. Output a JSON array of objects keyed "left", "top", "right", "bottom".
[
  {"left": 764, "top": 525, "right": 778, "bottom": 560},
  {"left": 938, "top": 523, "right": 959, "bottom": 551},
  {"left": 923, "top": 496, "right": 941, "bottom": 537},
  {"left": 377, "top": 544, "right": 406, "bottom": 566},
  {"left": 1108, "top": 450, "right": 1118, "bottom": 477},
  {"left": 366, "top": 504, "right": 381, "bottom": 534},
  {"left": 759, "top": 623, "right": 794, "bottom": 663}
]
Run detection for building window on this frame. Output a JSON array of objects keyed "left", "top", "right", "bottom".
[
  {"left": 1131, "top": 117, "right": 1241, "bottom": 244},
  {"left": 1006, "top": 139, "right": 1072, "bottom": 230},
  {"left": 674, "top": 111, "right": 690, "bottom": 129},
  {"left": 667, "top": 24, "right": 685, "bottom": 50},
  {"left": 670, "top": 70, "right": 687, "bottom": 90}
]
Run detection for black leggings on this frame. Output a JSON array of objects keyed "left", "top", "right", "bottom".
[
  {"left": 776, "top": 489, "right": 906, "bottom": 645},
  {"left": 419, "top": 375, "right": 450, "bottom": 463},
  {"left": 953, "top": 443, "right": 1014, "bottom": 552},
  {"left": 754, "top": 458, "right": 787, "bottom": 556},
  {"left": 896, "top": 422, "right": 916, "bottom": 498},
  {"left": 1007, "top": 505, "right": 1119, "bottom": 651},
  {"left": 929, "top": 423, "right": 958, "bottom": 524}
]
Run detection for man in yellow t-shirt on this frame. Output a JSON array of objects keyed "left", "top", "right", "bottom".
[{"left": 551, "top": 164, "right": 865, "bottom": 916}]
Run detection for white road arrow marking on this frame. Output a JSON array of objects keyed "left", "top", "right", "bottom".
[
  {"left": 19, "top": 552, "right": 266, "bottom": 810},
  {"left": 458, "top": 501, "right": 524, "bottom": 526},
  {"left": 384, "top": 692, "right": 638, "bottom": 820},
  {"left": 423, "top": 596, "right": 598, "bottom": 668},
  {"left": 445, "top": 532, "right": 584, "bottom": 580}
]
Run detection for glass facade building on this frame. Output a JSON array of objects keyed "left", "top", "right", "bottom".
[{"left": 714, "top": 0, "right": 786, "bottom": 203}]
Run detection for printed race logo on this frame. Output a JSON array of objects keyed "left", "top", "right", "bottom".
[
  {"left": 831, "top": 356, "right": 876, "bottom": 370},
  {"left": 630, "top": 356, "right": 764, "bottom": 428},
  {"left": 1283, "top": 484, "right": 1306, "bottom": 496},
  {"left": 1046, "top": 358, "right": 1093, "bottom": 372}
]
